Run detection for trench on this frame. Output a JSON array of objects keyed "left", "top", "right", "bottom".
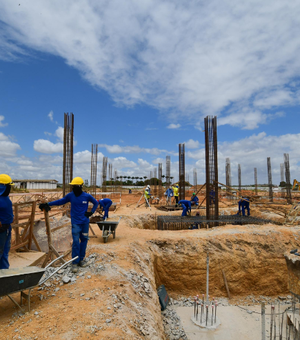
[{"left": 126, "top": 214, "right": 297, "bottom": 297}]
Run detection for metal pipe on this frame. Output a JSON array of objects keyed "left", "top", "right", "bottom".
[
  {"left": 206, "top": 254, "right": 209, "bottom": 304},
  {"left": 215, "top": 301, "right": 217, "bottom": 324},
  {"left": 211, "top": 305, "right": 214, "bottom": 326},
  {"left": 270, "top": 305, "right": 274, "bottom": 340},
  {"left": 206, "top": 305, "right": 208, "bottom": 326},
  {"left": 261, "top": 302, "right": 265, "bottom": 340}
]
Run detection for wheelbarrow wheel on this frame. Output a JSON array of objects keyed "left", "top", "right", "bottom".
[{"left": 103, "top": 230, "right": 108, "bottom": 243}]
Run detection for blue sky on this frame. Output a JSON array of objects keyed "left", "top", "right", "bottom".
[{"left": 1, "top": 0, "right": 300, "bottom": 185}]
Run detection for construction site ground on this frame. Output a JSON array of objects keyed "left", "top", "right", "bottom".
[{"left": 1, "top": 190, "right": 300, "bottom": 339}]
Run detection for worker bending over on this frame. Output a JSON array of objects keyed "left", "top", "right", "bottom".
[
  {"left": 98, "top": 198, "right": 113, "bottom": 220},
  {"left": 39, "top": 177, "right": 98, "bottom": 273},
  {"left": 190, "top": 193, "right": 199, "bottom": 206},
  {"left": 164, "top": 186, "right": 173, "bottom": 205},
  {"left": 178, "top": 200, "right": 192, "bottom": 217},
  {"left": 0, "top": 174, "right": 14, "bottom": 269},
  {"left": 238, "top": 197, "right": 250, "bottom": 216},
  {"left": 172, "top": 184, "right": 179, "bottom": 207}
]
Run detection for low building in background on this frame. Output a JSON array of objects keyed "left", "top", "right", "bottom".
[{"left": 13, "top": 179, "right": 58, "bottom": 190}]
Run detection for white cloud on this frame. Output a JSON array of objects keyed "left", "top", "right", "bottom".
[
  {"left": 0, "top": 132, "right": 9, "bottom": 141},
  {"left": 167, "top": 123, "right": 181, "bottom": 129},
  {"left": 184, "top": 139, "right": 200, "bottom": 149},
  {"left": 33, "top": 139, "right": 63, "bottom": 154},
  {"left": 44, "top": 131, "right": 52, "bottom": 136},
  {"left": 1, "top": 1, "right": 299, "bottom": 128},
  {"left": 98, "top": 143, "right": 168, "bottom": 156},
  {"left": 0, "top": 116, "right": 8, "bottom": 127},
  {"left": 48, "top": 110, "right": 54, "bottom": 122},
  {"left": 54, "top": 126, "right": 64, "bottom": 142},
  {"left": 0, "top": 140, "right": 21, "bottom": 157}
]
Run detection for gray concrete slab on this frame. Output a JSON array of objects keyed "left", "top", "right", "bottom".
[{"left": 176, "top": 305, "right": 266, "bottom": 340}]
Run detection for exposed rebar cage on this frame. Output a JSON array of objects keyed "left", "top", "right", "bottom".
[
  {"left": 158, "top": 163, "right": 163, "bottom": 198},
  {"left": 157, "top": 215, "right": 276, "bottom": 230},
  {"left": 108, "top": 163, "right": 112, "bottom": 191},
  {"left": 90, "top": 144, "right": 98, "bottom": 197},
  {"left": 63, "top": 112, "right": 74, "bottom": 196},
  {"left": 114, "top": 170, "right": 117, "bottom": 192},
  {"left": 254, "top": 168, "right": 258, "bottom": 195},
  {"left": 154, "top": 168, "right": 157, "bottom": 196},
  {"left": 284, "top": 153, "right": 292, "bottom": 204},
  {"left": 193, "top": 168, "right": 197, "bottom": 192},
  {"left": 238, "top": 164, "right": 241, "bottom": 194},
  {"left": 225, "top": 158, "right": 231, "bottom": 196},
  {"left": 166, "top": 156, "right": 171, "bottom": 187},
  {"left": 267, "top": 157, "right": 273, "bottom": 202},
  {"left": 179, "top": 143, "right": 185, "bottom": 200},
  {"left": 102, "top": 157, "right": 108, "bottom": 192},
  {"left": 280, "top": 163, "right": 285, "bottom": 183},
  {"left": 204, "top": 116, "right": 219, "bottom": 224}
]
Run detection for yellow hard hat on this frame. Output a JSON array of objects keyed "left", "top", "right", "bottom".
[
  {"left": 69, "top": 177, "right": 84, "bottom": 185},
  {"left": 0, "top": 174, "right": 14, "bottom": 185}
]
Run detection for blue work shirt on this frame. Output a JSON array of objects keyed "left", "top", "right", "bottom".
[
  {"left": 49, "top": 192, "right": 98, "bottom": 225},
  {"left": 165, "top": 188, "right": 173, "bottom": 197},
  {"left": 191, "top": 195, "right": 199, "bottom": 203},
  {"left": 0, "top": 196, "right": 14, "bottom": 224},
  {"left": 178, "top": 200, "right": 192, "bottom": 209},
  {"left": 98, "top": 198, "right": 112, "bottom": 208}
]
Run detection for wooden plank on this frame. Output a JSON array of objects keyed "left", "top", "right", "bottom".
[
  {"left": 222, "top": 269, "right": 231, "bottom": 299},
  {"left": 51, "top": 222, "right": 71, "bottom": 233},
  {"left": 28, "top": 201, "right": 36, "bottom": 250},
  {"left": 11, "top": 241, "right": 29, "bottom": 251}
]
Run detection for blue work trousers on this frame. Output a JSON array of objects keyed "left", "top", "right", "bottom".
[
  {"left": 182, "top": 205, "right": 190, "bottom": 217},
  {"left": 103, "top": 202, "right": 112, "bottom": 219},
  {"left": 72, "top": 223, "right": 89, "bottom": 264},
  {"left": 0, "top": 226, "right": 11, "bottom": 269},
  {"left": 238, "top": 201, "right": 250, "bottom": 216}
]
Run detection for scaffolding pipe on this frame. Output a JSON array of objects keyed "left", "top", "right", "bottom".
[{"left": 206, "top": 253, "right": 209, "bottom": 304}]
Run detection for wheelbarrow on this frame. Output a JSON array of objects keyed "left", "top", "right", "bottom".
[
  {"left": 0, "top": 255, "right": 78, "bottom": 313},
  {"left": 96, "top": 217, "right": 121, "bottom": 243}
]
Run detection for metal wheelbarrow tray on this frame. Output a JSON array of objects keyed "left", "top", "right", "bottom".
[
  {"left": 96, "top": 217, "right": 121, "bottom": 243},
  {"left": 0, "top": 255, "right": 77, "bottom": 313}
]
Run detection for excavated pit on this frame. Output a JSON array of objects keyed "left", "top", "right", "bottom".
[{"left": 125, "top": 214, "right": 299, "bottom": 297}]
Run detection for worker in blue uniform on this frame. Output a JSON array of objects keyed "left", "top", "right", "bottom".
[
  {"left": 164, "top": 186, "right": 173, "bottom": 205},
  {"left": 238, "top": 197, "right": 250, "bottom": 216},
  {"left": 209, "top": 189, "right": 215, "bottom": 204},
  {"left": 98, "top": 198, "right": 113, "bottom": 220},
  {"left": 0, "top": 174, "right": 14, "bottom": 269},
  {"left": 178, "top": 200, "right": 192, "bottom": 217},
  {"left": 190, "top": 193, "right": 199, "bottom": 206},
  {"left": 39, "top": 177, "right": 98, "bottom": 273}
]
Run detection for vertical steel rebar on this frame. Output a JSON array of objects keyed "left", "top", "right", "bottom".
[
  {"left": 284, "top": 153, "right": 292, "bottom": 204},
  {"left": 179, "top": 144, "right": 185, "bottom": 200},
  {"left": 204, "top": 116, "right": 218, "bottom": 225},
  {"left": 206, "top": 253, "right": 209, "bottom": 304},
  {"left": 63, "top": 112, "right": 74, "bottom": 196},
  {"left": 90, "top": 144, "right": 98, "bottom": 197},
  {"left": 193, "top": 168, "right": 197, "bottom": 192},
  {"left": 280, "top": 163, "right": 285, "bottom": 183},
  {"left": 238, "top": 164, "right": 241, "bottom": 195},
  {"left": 261, "top": 302, "right": 266, "bottom": 340},
  {"left": 102, "top": 157, "right": 108, "bottom": 192},
  {"left": 158, "top": 163, "right": 162, "bottom": 199},
  {"left": 166, "top": 156, "right": 171, "bottom": 187},
  {"left": 254, "top": 167, "right": 258, "bottom": 195},
  {"left": 267, "top": 157, "right": 273, "bottom": 202},
  {"left": 225, "top": 158, "right": 231, "bottom": 196},
  {"left": 154, "top": 168, "right": 157, "bottom": 196}
]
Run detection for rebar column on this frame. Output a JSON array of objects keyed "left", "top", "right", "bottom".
[
  {"left": 284, "top": 153, "right": 292, "bottom": 204},
  {"left": 254, "top": 168, "right": 258, "bottom": 195},
  {"left": 154, "top": 168, "right": 157, "bottom": 196},
  {"left": 204, "top": 116, "right": 219, "bottom": 224},
  {"left": 238, "top": 164, "right": 241, "bottom": 195},
  {"left": 193, "top": 168, "right": 197, "bottom": 192},
  {"left": 108, "top": 163, "right": 112, "bottom": 192},
  {"left": 179, "top": 143, "right": 186, "bottom": 201},
  {"left": 225, "top": 158, "right": 231, "bottom": 196},
  {"left": 63, "top": 112, "right": 74, "bottom": 196},
  {"left": 267, "top": 157, "right": 273, "bottom": 202},
  {"left": 158, "top": 163, "right": 162, "bottom": 199},
  {"left": 166, "top": 156, "right": 171, "bottom": 187},
  {"left": 114, "top": 170, "right": 117, "bottom": 192},
  {"left": 90, "top": 144, "right": 98, "bottom": 197},
  {"left": 102, "top": 157, "right": 108, "bottom": 192},
  {"left": 280, "top": 163, "right": 284, "bottom": 183}
]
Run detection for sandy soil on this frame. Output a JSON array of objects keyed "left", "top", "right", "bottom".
[{"left": 1, "top": 192, "right": 300, "bottom": 340}]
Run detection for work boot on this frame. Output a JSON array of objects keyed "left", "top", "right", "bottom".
[
  {"left": 72, "top": 264, "right": 79, "bottom": 273},
  {"left": 79, "top": 259, "right": 89, "bottom": 267}
]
